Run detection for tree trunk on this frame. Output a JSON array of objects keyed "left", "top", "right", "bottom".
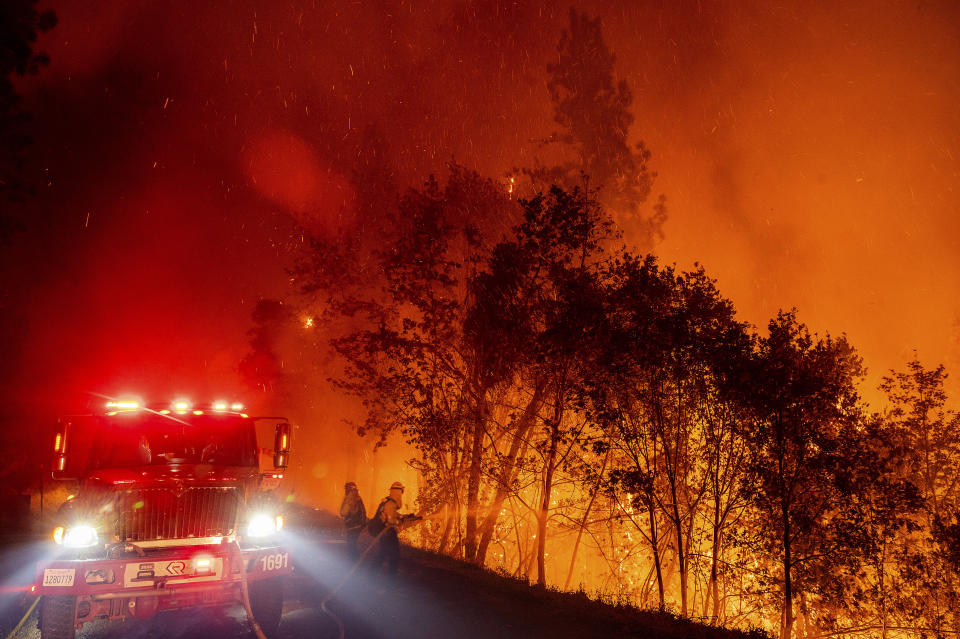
[
  {"left": 437, "top": 502, "right": 452, "bottom": 554},
  {"left": 798, "top": 591, "right": 811, "bottom": 639},
  {"left": 475, "top": 384, "right": 545, "bottom": 564},
  {"left": 464, "top": 397, "right": 488, "bottom": 562},
  {"left": 706, "top": 525, "right": 720, "bottom": 621},
  {"left": 649, "top": 501, "right": 666, "bottom": 612},
  {"left": 639, "top": 561, "right": 656, "bottom": 609},
  {"left": 782, "top": 499, "right": 794, "bottom": 639},
  {"left": 525, "top": 502, "right": 539, "bottom": 579},
  {"left": 879, "top": 541, "right": 887, "bottom": 639},
  {"left": 653, "top": 381, "right": 690, "bottom": 618},
  {"left": 453, "top": 488, "right": 464, "bottom": 558},
  {"left": 673, "top": 498, "right": 688, "bottom": 617},
  {"left": 536, "top": 419, "right": 560, "bottom": 586},
  {"left": 707, "top": 496, "right": 722, "bottom": 623},
  {"left": 563, "top": 447, "right": 610, "bottom": 590}
]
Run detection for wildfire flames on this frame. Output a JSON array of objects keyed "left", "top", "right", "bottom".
[{"left": 3, "top": 1, "right": 960, "bottom": 638}]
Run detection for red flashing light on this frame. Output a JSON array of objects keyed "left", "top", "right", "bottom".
[
  {"left": 173, "top": 400, "right": 190, "bottom": 413},
  {"left": 106, "top": 400, "right": 140, "bottom": 411},
  {"left": 213, "top": 401, "right": 228, "bottom": 412},
  {"left": 53, "top": 433, "right": 63, "bottom": 453}
]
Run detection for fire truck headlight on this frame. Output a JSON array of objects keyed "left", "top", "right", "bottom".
[
  {"left": 246, "top": 513, "right": 281, "bottom": 537},
  {"left": 62, "top": 524, "right": 99, "bottom": 548}
]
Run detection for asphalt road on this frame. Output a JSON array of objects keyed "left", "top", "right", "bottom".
[
  {"left": 0, "top": 536, "right": 352, "bottom": 639},
  {"left": 0, "top": 533, "right": 553, "bottom": 639},
  {"left": 0, "top": 532, "right": 506, "bottom": 639}
]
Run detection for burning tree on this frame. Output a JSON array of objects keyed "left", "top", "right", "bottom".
[
  {"left": 287, "top": 163, "right": 960, "bottom": 636},
  {"left": 592, "top": 256, "right": 751, "bottom": 615},
  {"left": 529, "top": 8, "right": 665, "bottom": 248},
  {"left": 327, "top": 167, "right": 519, "bottom": 559},
  {"left": 490, "top": 186, "right": 612, "bottom": 584},
  {"left": 740, "top": 312, "right": 866, "bottom": 639},
  {"left": 876, "top": 361, "right": 960, "bottom": 635}
]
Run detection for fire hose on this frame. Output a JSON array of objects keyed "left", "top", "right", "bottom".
[
  {"left": 3, "top": 595, "right": 40, "bottom": 639},
  {"left": 235, "top": 540, "right": 270, "bottom": 639},
  {"left": 238, "top": 525, "right": 396, "bottom": 639},
  {"left": 318, "top": 526, "right": 388, "bottom": 639},
  {"left": 319, "top": 515, "right": 424, "bottom": 639}
]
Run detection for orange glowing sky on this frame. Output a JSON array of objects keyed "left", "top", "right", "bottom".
[
  {"left": 8, "top": 0, "right": 960, "bottom": 416},
  {"left": 608, "top": 1, "right": 960, "bottom": 402}
]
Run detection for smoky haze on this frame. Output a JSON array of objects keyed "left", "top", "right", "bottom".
[{"left": 3, "top": 0, "right": 959, "bottom": 508}]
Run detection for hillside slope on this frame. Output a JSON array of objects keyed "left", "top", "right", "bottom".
[{"left": 288, "top": 540, "right": 768, "bottom": 639}]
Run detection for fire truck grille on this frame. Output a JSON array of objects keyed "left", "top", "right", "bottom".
[{"left": 115, "top": 487, "right": 240, "bottom": 542}]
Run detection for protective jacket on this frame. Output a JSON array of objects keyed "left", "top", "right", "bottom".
[
  {"left": 339, "top": 491, "right": 367, "bottom": 530},
  {"left": 367, "top": 496, "right": 401, "bottom": 535}
]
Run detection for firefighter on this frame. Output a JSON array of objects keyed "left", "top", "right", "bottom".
[
  {"left": 368, "top": 481, "right": 415, "bottom": 575},
  {"left": 339, "top": 481, "right": 366, "bottom": 558}
]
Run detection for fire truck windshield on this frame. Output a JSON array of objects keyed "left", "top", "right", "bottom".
[{"left": 90, "top": 413, "right": 257, "bottom": 469}]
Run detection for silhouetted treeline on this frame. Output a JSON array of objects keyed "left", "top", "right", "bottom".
[{"left": 293, "top": 168, "right": 960, "bottom": 639}]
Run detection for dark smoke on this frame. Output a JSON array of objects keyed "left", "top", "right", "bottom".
[{"left": 2, "top": 0, "right": 960, "bottom": 507}]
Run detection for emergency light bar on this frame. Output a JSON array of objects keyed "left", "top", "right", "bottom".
[
  {"left": 105, "top": 400, "right": 140, "bottom": 410},
  {"left": 100, "top": 398, "right": 247, "bottom": 415}
]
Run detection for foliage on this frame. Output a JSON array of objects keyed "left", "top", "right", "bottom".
[
  {"left": 530, "top": 9, "right": 665, "bottom": 247},
  {"left": 270, "top": 16, "right": 959, "bottom": 630},
  {"left": 877, "top": 361, "right": 960, "bottom": 634},
  {"left": 289, "top": 166, "right": 960, "bottom": 637}
]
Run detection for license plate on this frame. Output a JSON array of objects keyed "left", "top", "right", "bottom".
[{"left": 43, "top": 569, "right": 75, "bottom": 587}]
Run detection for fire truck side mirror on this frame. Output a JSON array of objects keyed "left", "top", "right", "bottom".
[
  {"left": 51, "top": 416, "right": 95, "bottom": 480},
  {"left": 51, "top": 420, "right": 73, "bottom": 480},
  {"left": 273, "top": 422, "right": 291, "bottom": 469}
]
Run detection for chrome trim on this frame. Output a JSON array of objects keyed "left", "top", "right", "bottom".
[{"left": 126, "top": 535, "right": 232, "bottom": 549}]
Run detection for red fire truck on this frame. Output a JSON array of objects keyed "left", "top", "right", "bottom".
[{"left": 35, "top": 399, "right": 294, "bottom": 639}]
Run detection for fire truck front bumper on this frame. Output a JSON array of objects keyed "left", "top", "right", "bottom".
[{"left": 35, "top": 545, "right": 291, "bottom": 622}]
